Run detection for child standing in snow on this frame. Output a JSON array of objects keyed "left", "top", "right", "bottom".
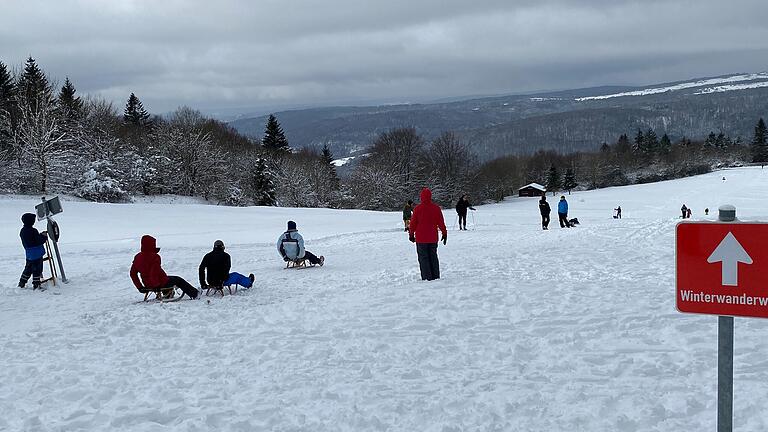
[
  {"left": 18, "top": 213, "right": 48, "bottom": 289},
  {"left": 403, "top": 200, "right": 414, "bottom": 232}
]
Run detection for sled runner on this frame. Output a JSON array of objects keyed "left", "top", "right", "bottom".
[
  {"left": 205, "top": 284, "right": 238, "bottom": 297},
  {"left": 285, "top": 258, "right": 315, "bottom": 269},
  {"left": 137, "top": 285, "right": 186, "bottom": 302}
]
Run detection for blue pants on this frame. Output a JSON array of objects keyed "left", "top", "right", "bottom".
[{"left": 225, "top": 272, "right": 252, "bottom": 288}]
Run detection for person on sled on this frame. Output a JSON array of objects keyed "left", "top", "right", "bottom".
[
  {"left": 277, "top": 221, "right": 325, "bottom": 266},
  {"left": 199, "top": 240, "right": 255, "bottom": 289},
  {"left": 130, "top": 235, "right": 199, "bottom": 299}
]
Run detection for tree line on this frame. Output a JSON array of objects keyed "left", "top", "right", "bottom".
[{"left": 1, "top": 57, "right": 766, "bottom": 210}]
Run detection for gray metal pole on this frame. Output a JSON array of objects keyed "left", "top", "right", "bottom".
[
  {"left": 717, "top": 204, "right": 735, "bottom": 432},
  {"left": 47, "top": 216, "right": 68, "bottom": 283}
]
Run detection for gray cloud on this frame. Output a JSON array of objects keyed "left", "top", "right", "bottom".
[{"left": 1, "top": 0, "right": 767, "bottom": 115}]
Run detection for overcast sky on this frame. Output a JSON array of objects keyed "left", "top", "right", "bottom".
[{"left": 2, "top": 0, "right": 767, "bottom": 117}]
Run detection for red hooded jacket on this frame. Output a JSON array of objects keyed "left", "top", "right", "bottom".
[
  {"left": 130, "top": 235, "right": 169, "bottom": 289},
  {"left": 409, "top": 188, "right": 447, "bottom": 244}
]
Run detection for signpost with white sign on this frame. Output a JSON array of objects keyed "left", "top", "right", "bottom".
[
  {"left": 676, "top": 205, "right": 767, "bottom": 432},
  {"left": 37, "top": 196, "right": 68, "bottom": 283}
]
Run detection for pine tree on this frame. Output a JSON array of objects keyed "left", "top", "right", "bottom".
[
  {"left": 545, "top": 164, "right": 560, "bottom": 195},
  {"left": 321, "top": 144, "right": 340, "bottom": 191},
  {"left": 633, "top": 129, "right": 645, "bottom": 154},
  {"left": 15, "top": 57, "right": 53, "bottom": 114},
  {"left": 249, "top": 157, "right": 277, "bottom": 205},
  {"left": 644, "top": 129, "right": 658, "bottom": 157},
  {"left": 123, "top": 93, "right": 150, "bottom": 126},
  {"left": 0, "top": 61, "right": 15, "bottom": 152},
  {"left": 751, "top": 118, "right": 768, "bottom": 165},
  {"left": 57, "top": 77, "right": 83, "bottom": 123},
  {"left": 658, "top": 133, "right": 672, "bottom": 156},
  {"left": 262, "top": 114, "right": 289, "bottom": 151},
  {"left": 562, "top": 167, "right": 578, "bottom": 194},
  {"left": 704, "top": 132, "right": 717, "bottom": 148}
]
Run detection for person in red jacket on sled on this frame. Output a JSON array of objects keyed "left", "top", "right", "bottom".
[
  {"left": 409, "top": 188, "right": 448, "bottom": 281},
  {"left": 130, "top": 235, "right": 199, "bottom": 299}
]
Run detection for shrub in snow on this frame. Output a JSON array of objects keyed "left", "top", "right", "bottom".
[{"left": 77, "top": 161, "right": 130, "bottom": 203}]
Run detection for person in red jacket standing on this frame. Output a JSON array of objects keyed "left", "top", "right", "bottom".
[
  {"left": 409, "top": 188, "right": 448, "bottom": 281},
  {"left": 130, "top": 235, "right": 199, "bottom": 299}
]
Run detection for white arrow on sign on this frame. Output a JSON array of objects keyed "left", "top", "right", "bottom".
[{"left": 707, "top": 231, "right": 753, "bottom": 286}]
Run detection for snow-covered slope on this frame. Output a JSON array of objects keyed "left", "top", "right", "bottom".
[
  {"left": 2, "top": 168, "right": 768, "bottom": 431},
  {"left": 575, "top": 73, "right": 768, "bottom": 101}
]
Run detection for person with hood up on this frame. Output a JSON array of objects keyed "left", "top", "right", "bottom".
[
  {"left": 18, "top": 213, "right": 48, "bottom": 289},
  {"left": 199, "top": 240, "right": 255, "bottom": 289},
  {"left": 681, "top": 204, "right": 688, "bottom": 219},
  {"left": 277, "top": 221, "right": 325, "bottom": 266},
  {"left": 130, "top": 235, "right": 199, "bottom": 299},
  {"left": 538, "top": 195, "right": 551, "bottom": 230},
  {"left": 409, "top": 188, "right": 448, "bottom": 281},
  {"left": 558, "top": 195, "right": 571, "bottom": 228},
  {"left": 403, "top": 200, "right": 414, "bottom": 232},
  {"left": 455, "top": 194, "right": 476, "bottom": 230}
]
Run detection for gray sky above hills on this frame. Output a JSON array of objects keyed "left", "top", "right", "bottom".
[{"left": 2, "top": 0, "right": 767, "bottom": 116}]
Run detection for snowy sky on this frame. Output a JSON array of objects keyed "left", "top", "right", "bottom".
[{"left": 2, "top": 0, "right": 768, "bottom": 116}]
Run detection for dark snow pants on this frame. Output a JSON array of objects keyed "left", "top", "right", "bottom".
[
  {"left": 163, "top": 276, "right": 199, "bottom": 299},
  {"left": 541, "top": 213, "right": 550, "bottom": 229},
  {"left": 416, "top": 243, "right": 440, "bottom": 281},
  {"left": 304, "top": 251, "right": 322, "bottom": 265},
  {"left": 19, "top": 258, "right": 43, "bottom": 287},
  {"left": 458, "top": 212, "right": 467, "bottom": 229},
  {"left": 559, "top": 212, "right": 571, "bottom": 228}
]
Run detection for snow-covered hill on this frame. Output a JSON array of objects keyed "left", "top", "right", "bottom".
[
  {"left": 2, "top": 168, "right": 768, "bottom": 431},
  {"left": 575, "top": 73, "right": 768, "bottom": 101}
]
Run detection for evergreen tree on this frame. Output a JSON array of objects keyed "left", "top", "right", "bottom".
[
  {"left": 15, "top": 57, "right": 53, "bottom": 114},
  {"left": 704, "top": 132, "right": 717, "bottom": 148},
  {"left": 751, "top": 118, "right": 768, "bottom": 164},
  {"left": 715, "top": 132, "right": 729, "bottom": 150},
  {"left": 562, "top": 167, "right": 578, "bottom": 194},
  {"left": 545, "top": 164, "right": 561, "bottom": 195},
  {"left": 644, "top": 129, "right": 658, "bottom": 157},
  {"left": 658, "top": 133, "right": 672, "bottom": 156},
  {"left": 321, "top": 144, "right": 340, "bottom": 191},
  {"left": 633, "top": 128, "right": 645, "bottom": 154},
  {"left": 123, "top": 93, "right": 150, "bottom": 126},
  {"left": 262, "top": 114, "right": 290, "bottom": 151},
  {"left": 249, "top": 157, "right": 277, "bottom": 205},
  {"left": 0, "top": 61, "right": 15, "bottom": 153},
  {"left": 57, "top": 77, "right": 83, "bottom": 123}
]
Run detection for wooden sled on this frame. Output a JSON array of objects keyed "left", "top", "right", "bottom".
[
  {"left": 285, "top": 258, "right": 315, "bottom": 269},
  {"left": 138, "top": 285, "right": 186, "bottom": 303},
  {"left": 205, "top": 284, "right": 238, "bottom": 297}
]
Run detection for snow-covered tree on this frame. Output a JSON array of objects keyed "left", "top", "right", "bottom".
[
  {"left": 545, "top": 164, "right": 561, "bottom": 195},
  {"left": 562, "top": 167, "right": 578, "bottom": 194},
  {"left": 751, "top": 118, "right": 768, "bottom": 165},
  {"left": 57, "top": 77, "right": 83, "bottom": 125},
  {"left": 77, "top": 160, "right": 130, "bottom": 202},
  {"left": 123, "top": 93, "right": 150, "bottom": 127},
  {"left": 247, "top": 156, "right": 277, "bottom": 206}
]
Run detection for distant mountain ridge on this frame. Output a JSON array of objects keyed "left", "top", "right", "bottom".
[{"left": 230, "top": 73, "right": 768, "bottom": 161}]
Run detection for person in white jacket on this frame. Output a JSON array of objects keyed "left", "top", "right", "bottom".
[{"left": 277, "top": 221, "right": 324, "bottom": 266}]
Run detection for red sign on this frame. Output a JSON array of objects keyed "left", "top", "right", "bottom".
[{"left": 677, "top": 222, "right": 768, "bottom": 318}]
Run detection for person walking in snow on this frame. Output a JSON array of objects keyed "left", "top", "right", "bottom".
[
  {"left": 130, "top": 235, "right": 199, "bottom": 299},
  {"left": 538, "top": 195, "right": 551, "bottom": 230},
  {"left": 455, "top": 194, "right": 475, "bottom": 230},
  {"left": 687, "top": 208, "right": 692, "bottom": 219},
  {"left": 199, "top": 240, "right": 255, "bottom": 289},
  {"left": 409, "top": 188, "right": 448, "bottom": 281},
  {"left": 558, "top": 195, "right": 571, "bottom": 228},
  {"left": 18, "top": 213, "right": 48, "bottom": 289},
  {"left": 277, "top": 221, "right": 325, "bottom": 266},
  {"left": 614, "top": 206, "right": 622, "bottom": 219},
  {"left": 681, "top": 204, "right": 688, "bottom": 219},
  {"left": 402, "top": 200, "right": 414, "bottom": 232}
]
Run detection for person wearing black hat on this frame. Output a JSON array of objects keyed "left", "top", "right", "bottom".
[
  {"left": 277, "top": 221, "right": 324, "bottom": 266},
  {"left": 199, "top": 240, "right": 255, "bottom": 289},
  {"left": 18, "top": 213, "right": 48, "bottom": 289}
]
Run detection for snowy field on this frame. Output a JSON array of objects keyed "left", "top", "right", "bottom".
[{"left": 2, "top": 168, "right": 768, "bottom": 431}]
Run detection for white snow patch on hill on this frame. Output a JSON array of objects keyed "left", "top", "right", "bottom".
[
  {"left": 2, "top": 168, "right": 768, "bottom": 430},
  {"left": 575, "top": 73, "right": 768, "bottom": 101}
]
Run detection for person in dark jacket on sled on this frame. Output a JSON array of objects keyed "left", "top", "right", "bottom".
[
  {"left": 130, "top": 235, "right": 199, "bottom": 299},
  {"left": 18, "top": 213, "right": 48, "bottom": 289},
  {"left": 199, "top": 240, "right": 254, "bottom": 289},
  {"left": 277, "top": 221, "right": 325, "bottom": 266}
]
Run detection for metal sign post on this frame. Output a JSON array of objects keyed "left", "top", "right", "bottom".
[
  {"left": 716, "top": 205, "right": 735, "bottom": 432},
  {"left": 38, "top": 196, "right": 68, "bottom": 283}
]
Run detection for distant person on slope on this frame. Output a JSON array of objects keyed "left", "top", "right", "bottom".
[
  {"left": 558, "top": 196, "right": 571, "bottom": 228},
  {"left": 18, "top": 213, "right": 48, "bottom": 289},
  {"left": 277, "top": 221, "right": 325, "bottom": 266},
  {"left": 130, "top": 235, "right": 199, "bottom": 299},
  {"left": 614, "top": 206, "right": 622, "bottom": 219},
  {"left": 455, "top": 194, "right": 476, "bottom": 230},
  {"left": 199, "top": 240, "right": 255, "bottom": 289},
  {"left": 409, "top": 188, "right": 448, "bottom": 281},
  {"left": 539, "top": 195, "right": 551, "bottom": 230},
  {"left": 403, "top": 200, "right": 414, "bottom": 232},
  {"left": 681, "top": 204, "right": 688, "bottom": 219}
]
